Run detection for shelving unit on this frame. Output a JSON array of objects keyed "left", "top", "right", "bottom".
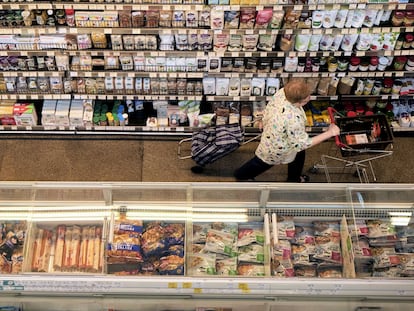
[{"left": 1, "top": 1, "right": 414, "bottom": 136}]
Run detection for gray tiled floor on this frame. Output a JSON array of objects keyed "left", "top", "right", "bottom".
[{"left": 0, "top": 135, "right": 412, "bottom": 183}]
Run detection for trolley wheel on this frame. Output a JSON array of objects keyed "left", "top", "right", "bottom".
[
  {"left": 191, "top": 165, "right": 205, "bottom": 174},
  {"left": 353, "top": 170, "right": 361, "bottom": 178},
  {"left": 309, "top": 166, "right": 319, "bottom": 174}
]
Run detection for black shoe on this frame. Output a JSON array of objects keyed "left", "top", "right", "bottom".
[{"left": 191, "top": 165, "right": 204, "bottom": 174}]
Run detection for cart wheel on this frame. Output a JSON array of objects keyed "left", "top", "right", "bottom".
[
  {"left": 191, "top": 165, "right": 205, "bottom": 174},
  {"left": 309, "top": 166, "right": 319, "bottom": 174}
]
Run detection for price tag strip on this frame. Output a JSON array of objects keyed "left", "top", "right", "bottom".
[{"left": 0, "top": 276, "right": 413, "bottom": 298}]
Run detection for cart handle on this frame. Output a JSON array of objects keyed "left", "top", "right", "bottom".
[{"left": 327, "top": 107, "right": 346, "bottom": 149}]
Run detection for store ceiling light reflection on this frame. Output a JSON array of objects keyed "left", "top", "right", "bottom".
[
  {"left": 0, "top": 204, "right": 249, "bottom": 222},
  {"left": 389, "top": 211, "right": 413, "bottom": 226}
]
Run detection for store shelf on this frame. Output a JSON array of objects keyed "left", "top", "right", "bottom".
[
  {"left": 0, "top": 2, "right": 412, "bottom": 12},
  {"left": 1, "top": 122, "right": 411, "bottom": 136},
  {"left": 2, "top": 48, "right": 414, "bottom": 60},
  {"left": 1, "top": 25, "right": 410, "bottom": 36},
  {"left": 1, "top": 3, "right": 414, "bottom": 136}
]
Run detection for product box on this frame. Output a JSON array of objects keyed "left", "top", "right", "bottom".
[
  {"left": 154, "top": 101, "right": 169, "bottom": 127},
  {"left": 82, "top": 100, "right": 94, "bottom": 126},
  {"left": 54, "top": 100, "right": 71, "bottom": 126},
  {"left": 13, "top": 103, "right": 38, "bottom": 126},
  {"left": 41, "top": 100, "right": 57, "bottom": 126},
  {"left": 0, "top": 103, "right": 16, "bottom": 125},
  {"left": 69, "top": 99, "right": 84, "bottom": 127}
]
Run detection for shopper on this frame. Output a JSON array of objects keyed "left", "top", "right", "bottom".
[{"left": 234, "top": 79, "right": 340, "bottom": 182}]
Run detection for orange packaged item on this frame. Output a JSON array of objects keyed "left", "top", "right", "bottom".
[{"left": 53, "top": 225, "right": 66, "bottom": 270}]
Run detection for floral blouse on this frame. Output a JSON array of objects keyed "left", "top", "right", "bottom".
[{"left": 255, "top": 88, "right": 313, "bottom": 165}]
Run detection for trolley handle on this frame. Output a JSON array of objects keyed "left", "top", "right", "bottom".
[{"left": 327, "top": 107, "right": 346, "bottom": 149}]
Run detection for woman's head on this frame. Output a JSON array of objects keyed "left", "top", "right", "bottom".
[{"left": 284, "top": 79, "right": 311, "bottom": 105}]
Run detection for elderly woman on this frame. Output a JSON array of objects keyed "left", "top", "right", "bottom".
[{"left": 234, "top": 79, "right": 340, "bottom": 182}]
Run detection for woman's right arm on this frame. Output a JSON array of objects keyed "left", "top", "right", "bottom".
[{"left": 310, "top": 123, "right": 340, "bottom": 147}]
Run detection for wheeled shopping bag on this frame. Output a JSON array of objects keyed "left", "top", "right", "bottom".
[
  {"left": 178, "top": 122, "right": 261, "bottom": 173},
  {"left": 312, "top": 107, "right": 393, "bottom": 183}
]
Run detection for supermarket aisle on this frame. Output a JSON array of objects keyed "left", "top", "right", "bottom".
[
  {"left": 0, "top": 136, "right": 144, "bottom": 182},
  {"left": 0, "top": 135, "right": 413, "bottom": 183}
]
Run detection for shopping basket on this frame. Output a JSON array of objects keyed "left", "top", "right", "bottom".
[
  {"left": 178, "top": 121, "right": 261, "bottom": 173},
  {"left": 313, "top": 107, "right": 393, "bottom": 183}
]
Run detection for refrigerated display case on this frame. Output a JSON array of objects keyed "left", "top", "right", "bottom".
[{"left": 0, "top": 181, "right": 413, "bottom": 311}]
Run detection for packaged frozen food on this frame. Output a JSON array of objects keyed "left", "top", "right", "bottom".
[
  {"left": 216, "top": 257, "right": 237, "bottom": 275},
  {"left": 0, "top": 221, "right": 26, "bottom": 274},
  {"left": 237, "top": 223, "right": 264, "bottom": 247},
  {"left": 107, "top": 219, "right": 143, "bottom": 263},
  {"left": 237, "top": 263, "right": 265, "bottom": 276},
  {"left": 238, "top": 244, "right": 264, "bottom": 263},
  {"left": 188, "top": 253, "right": 216, "bottom": 276}
]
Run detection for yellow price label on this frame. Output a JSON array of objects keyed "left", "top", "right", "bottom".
[
  {"left": 238, "top": 283, "right": 249, "bottom": 290},
  {"left": 168, "top": 282, "right": 178, "bottom": 289},
  {"left": 193, "top": 288, "right": 202, "bottom": 294},
  {"left": 182, "top": 283, "right": 192, "bottom": 289}
]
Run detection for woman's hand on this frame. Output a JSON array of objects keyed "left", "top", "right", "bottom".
[
  {"left": 327, "top": 123, "right": 340, "bottom": 137},
  {"left": 310, "top": 123, "right": 341, "bottom": 147}
]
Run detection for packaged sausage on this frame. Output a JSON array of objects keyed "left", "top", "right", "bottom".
[{"left": 53, "top": 225, "right": 66, "bottom": 270}]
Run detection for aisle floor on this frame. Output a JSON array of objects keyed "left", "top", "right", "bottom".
[{"left": 0, "top": 136, "right": 412, "bottom": 183}]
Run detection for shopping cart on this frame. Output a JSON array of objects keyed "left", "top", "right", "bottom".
[
  {"left": 177, "top": 121, "right": 261, "bottom": 173},
  {"left": 311, "top": 107, "right": 394, "bottom": 183}
]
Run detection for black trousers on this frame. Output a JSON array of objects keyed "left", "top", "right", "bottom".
[{"left": 234, "top": 150, "right": 306, "bottom": 182}]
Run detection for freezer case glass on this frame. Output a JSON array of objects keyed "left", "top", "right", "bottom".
[{"left": 0, "top": 182, "right": 412, "bottom": 311}]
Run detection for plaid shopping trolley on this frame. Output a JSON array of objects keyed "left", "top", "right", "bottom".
[{"left": 178, "top": 122, "right": 260, "bottom": 173}]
